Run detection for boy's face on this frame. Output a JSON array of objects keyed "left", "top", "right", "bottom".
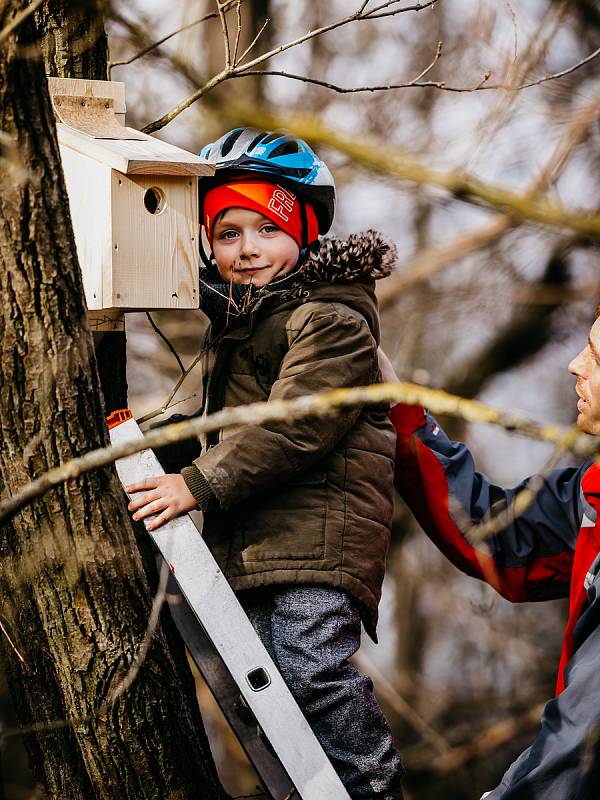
[{"left": 212, "top": 207, "right": 300, "bottom": 288}]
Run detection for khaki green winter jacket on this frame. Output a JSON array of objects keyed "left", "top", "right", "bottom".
[{"left": 193, "top": 232, "right": 396, "bottom": 637}]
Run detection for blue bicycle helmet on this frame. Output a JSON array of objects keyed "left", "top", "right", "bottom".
[{"left": 199, "top": 127, "right": 336, "bottom": 236}]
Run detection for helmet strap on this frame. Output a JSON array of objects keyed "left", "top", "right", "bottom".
[
  {"left": 299, "top": 200, "right": 309, "bottom": 250},
  {"left": 199, "top": 236, "right": 214, "bottom": 270}
]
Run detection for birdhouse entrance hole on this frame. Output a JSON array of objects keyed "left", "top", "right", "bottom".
[{"left": 144, "top": 186, "right": 166, "bottom": 215}]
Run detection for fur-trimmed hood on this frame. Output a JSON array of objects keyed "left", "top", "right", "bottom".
[
  {"left": 200, "top": 229, "right": 395, "bottom": 340},
  {"left": 300, "top": 229, "right": 396, "bottom": 283}
]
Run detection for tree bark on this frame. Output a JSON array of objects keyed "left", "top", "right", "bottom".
[
  {"left": 37, "top": 0, "right": 128, "bottom": 412},
  {"left": 0, "top": 4, "right": 225, "bottom": 798}
]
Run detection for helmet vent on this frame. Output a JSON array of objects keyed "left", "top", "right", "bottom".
[
  {"left": 248, "top": 132, "right": 266, "bottom": 152},
  {"left": 261, "top": 132, "right": 281, "bottom": 144},
  {"left": 269, "top": 140, "right": 301, "bottom": 158},
  {"left": 220, "top": 128, "right": 244, "bottom": 157}
]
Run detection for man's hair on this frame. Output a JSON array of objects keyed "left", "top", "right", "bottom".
[{"left": 597, "top": 304, "right": 600, "bottom": 318}]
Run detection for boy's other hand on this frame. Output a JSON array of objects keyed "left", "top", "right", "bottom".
[{"left": 126, "top": 474, "right": 197, "bottom": 531}]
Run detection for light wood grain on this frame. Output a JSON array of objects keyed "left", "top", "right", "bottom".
[
  {"left": 110, "top": 173, "right": 200, "bottom": 310},
  {"left": 48, "top": 77, "right": 126, "bottom": 124},
  {"left": 59, "top": 146, "right": 113, "bottom": 310},
  {"left": 57, "top": 123, "right": 214, "bottom": 176}
]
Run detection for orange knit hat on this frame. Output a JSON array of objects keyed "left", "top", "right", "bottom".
[{"left": 203, "top": 179, "right": 318, "bottom": 248}]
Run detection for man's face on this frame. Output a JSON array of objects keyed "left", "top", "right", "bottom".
[
  {"left": 569, "top": 317, "right": 600, "bottom": 435},
  {"left": 211, "top": 207, "right": 299, "bottom": 288}
]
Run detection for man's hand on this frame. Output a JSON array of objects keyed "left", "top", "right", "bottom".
[
  {"left": 377, "top": 347, "right": 399, "bottom": 384},
  {"left": 126, "top": 474, "right": 197, "bottom": 531}
]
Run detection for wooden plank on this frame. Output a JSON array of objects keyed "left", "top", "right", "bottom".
[
  {"left": 57, "top": 123, "right": 214, "bottom": 176},
  {"left": 110, "top": 173, "right": 200, "bottom": 309},
  {"left": 87, "top": 310, "right": 125, "bottom": 332},
  {"left": 53, "top": 96, "right": 144, "bottom": 140},
  {"left": 59, "top": 146, "right": 112, "bottom": 310},
  {"left": 110, "top": 418, "right": 351, "bottom": 800},
  {"left": 48, "top": 77, "right": 126, "bottom": 123}
]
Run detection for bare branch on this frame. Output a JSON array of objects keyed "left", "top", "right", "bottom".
[
  {"left": 361, "top": 0, "right": 440, "bottom": 18},
  {"left": 232, "top": 0, "right": 242, "bottom": 65},
  {"left": 145, "top": 313, "right": 185, "bottom": 375},
  {"left": 0, "top": 616, "right": 25, "bottom": 664},
  {"left": 136, "top": 349, "right": 205, "bottom": 425},
  {"left": 410, "top": 39, "right": 443, "bottom": 82},
  {"left": 236, "top": 16, "right": 270, "bottom": 64},
  {"left": 0, "top": 0, "right": 44, "bottom": 46},
  {"left": 0, "top": 383, "right": 596, "bottom": 527},
  {"left": 108, "top": 2, "right": 239, "bottom": 69},
  {"left": 377, "top": 92, "right": 600, "bottom": 307},
  {"left": 142, "top": 0, "right": 441, "bottom": 134},
  {"left": 217, "top": 0, "right": 232, "bottom": 70},
  {"left": 222, "top": 105, "right": 600, "bottom": 237},
  {"left": 226, "top": 40, "right": 600, "bottom": 95},
  {"left": 0, "top": 563, "right": 169, "bottom": 739},
  {"left": 519, "top": 44, "right": 600, "bottom": 89}
]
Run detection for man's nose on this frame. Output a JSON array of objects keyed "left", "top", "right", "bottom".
[{"left": 568, "top": 350, "right": 586, "bottom": 378}]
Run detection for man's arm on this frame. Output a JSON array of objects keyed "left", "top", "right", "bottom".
[
  {"left": 484, "top": 597, "right": 600, "bottom": 798},
  {"left": 392, "top": 403, "right": 586, "bottom": 602}
]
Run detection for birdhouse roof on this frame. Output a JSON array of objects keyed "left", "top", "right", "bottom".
[{"left": 48, "top": 78, "right": 214, "bottom": 177}]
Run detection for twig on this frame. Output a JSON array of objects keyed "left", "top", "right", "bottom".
[
  {"left": 377, "top": 92, "right": 600, "bottom": 307},
  {"left": 222, "top": 105, "right": 600, "bottom": 237},
  {"left": 136, "top": 349, "right": 205, "bottom": 425},
  {"left": 410, "top": 40, "right": 443, "bottom": 82},
  {"left": 0, "top": 383, "right": 596, "bottom": 527},
  {"left": 232, "top": 0, "right": 242, "bottom": 66},
  {"left": 0, "top": 0, "right": 44, "bottom": 46},
  {"left": 0, "top": 617, "right": 25, "bottom": 664},
  {"left": 361, "top": 0, "right": 440, "bottom": 19},
  {"left": 225, "top": 40, "right": 600, "bottom": 94},
  {"left": 145, "top": 313, "right": 185, "bottom": 375},
  {"left": 465, "top": 425, "right": 581, "bottom": 545},
  {"left": 142, "top": 0, "right": 441, "bottom": 133},
  {"left": 108, "top": 1, "right": 239, "bottom": 69},
  {"left": 0, "top": 563, "right": 169, "bottom": 739},
  {"left": 353, "top": 650, "right": 451, "bottom": 755},
  {"left": 217, "top": 0, "right": 232, "bottom": 70},
  {"left": 108, "top": 561, "right": 169, "bottom": 704},
  {"left": 519, "top": 44, "right": 600, "bottom": 89},
  {"left": 228, "top": 69, "right": 488, "bottom": 95},
  {"left": 236, "top": 16, "right": 270, "bottom": 64}
]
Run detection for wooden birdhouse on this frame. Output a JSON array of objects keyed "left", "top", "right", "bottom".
[{"left": 48, "top": 77, "right": 214, "bottom": 313}]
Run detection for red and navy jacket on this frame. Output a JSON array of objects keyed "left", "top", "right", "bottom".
[{"left": 392, "top": 404, "right": 600, "bottom": 800}]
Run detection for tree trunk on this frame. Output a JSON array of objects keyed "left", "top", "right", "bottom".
[
  {"left": 37, "top": 0, "right": 127, "bottom": 412},
  {"left": 0, "top": 4, "right": 225, "bottom": 798}
]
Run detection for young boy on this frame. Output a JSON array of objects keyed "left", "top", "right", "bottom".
[{"left": 126, "top": 128, "right": 404, "bottom": 799}]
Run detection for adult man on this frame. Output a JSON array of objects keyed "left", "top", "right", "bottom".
[{"left": 385, "top": 309, "right": 600, "bottom": 799}]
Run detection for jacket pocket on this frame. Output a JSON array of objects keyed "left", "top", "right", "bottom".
[
  {"left": 289, "top": 471, "right": 327, "bottom": 487},
  {"left": 239, "top": 478, "right": 327, "bottom": 562}
]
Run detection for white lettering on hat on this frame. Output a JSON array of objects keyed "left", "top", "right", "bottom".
[{"left": 267, "top": 184, "right": 296, "bottom": 221}]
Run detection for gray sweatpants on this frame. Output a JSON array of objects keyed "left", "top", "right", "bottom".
[{"left": 238, "top": 585, "right": 404, "bottom": 799}]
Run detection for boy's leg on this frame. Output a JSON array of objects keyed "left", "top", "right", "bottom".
[{"left": 238, "top": 586, "right": 404, "bottom": 800}]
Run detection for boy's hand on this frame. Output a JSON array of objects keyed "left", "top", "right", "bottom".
[{"left": 126, "top": 474, "right": 197, "bottom": 531}]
